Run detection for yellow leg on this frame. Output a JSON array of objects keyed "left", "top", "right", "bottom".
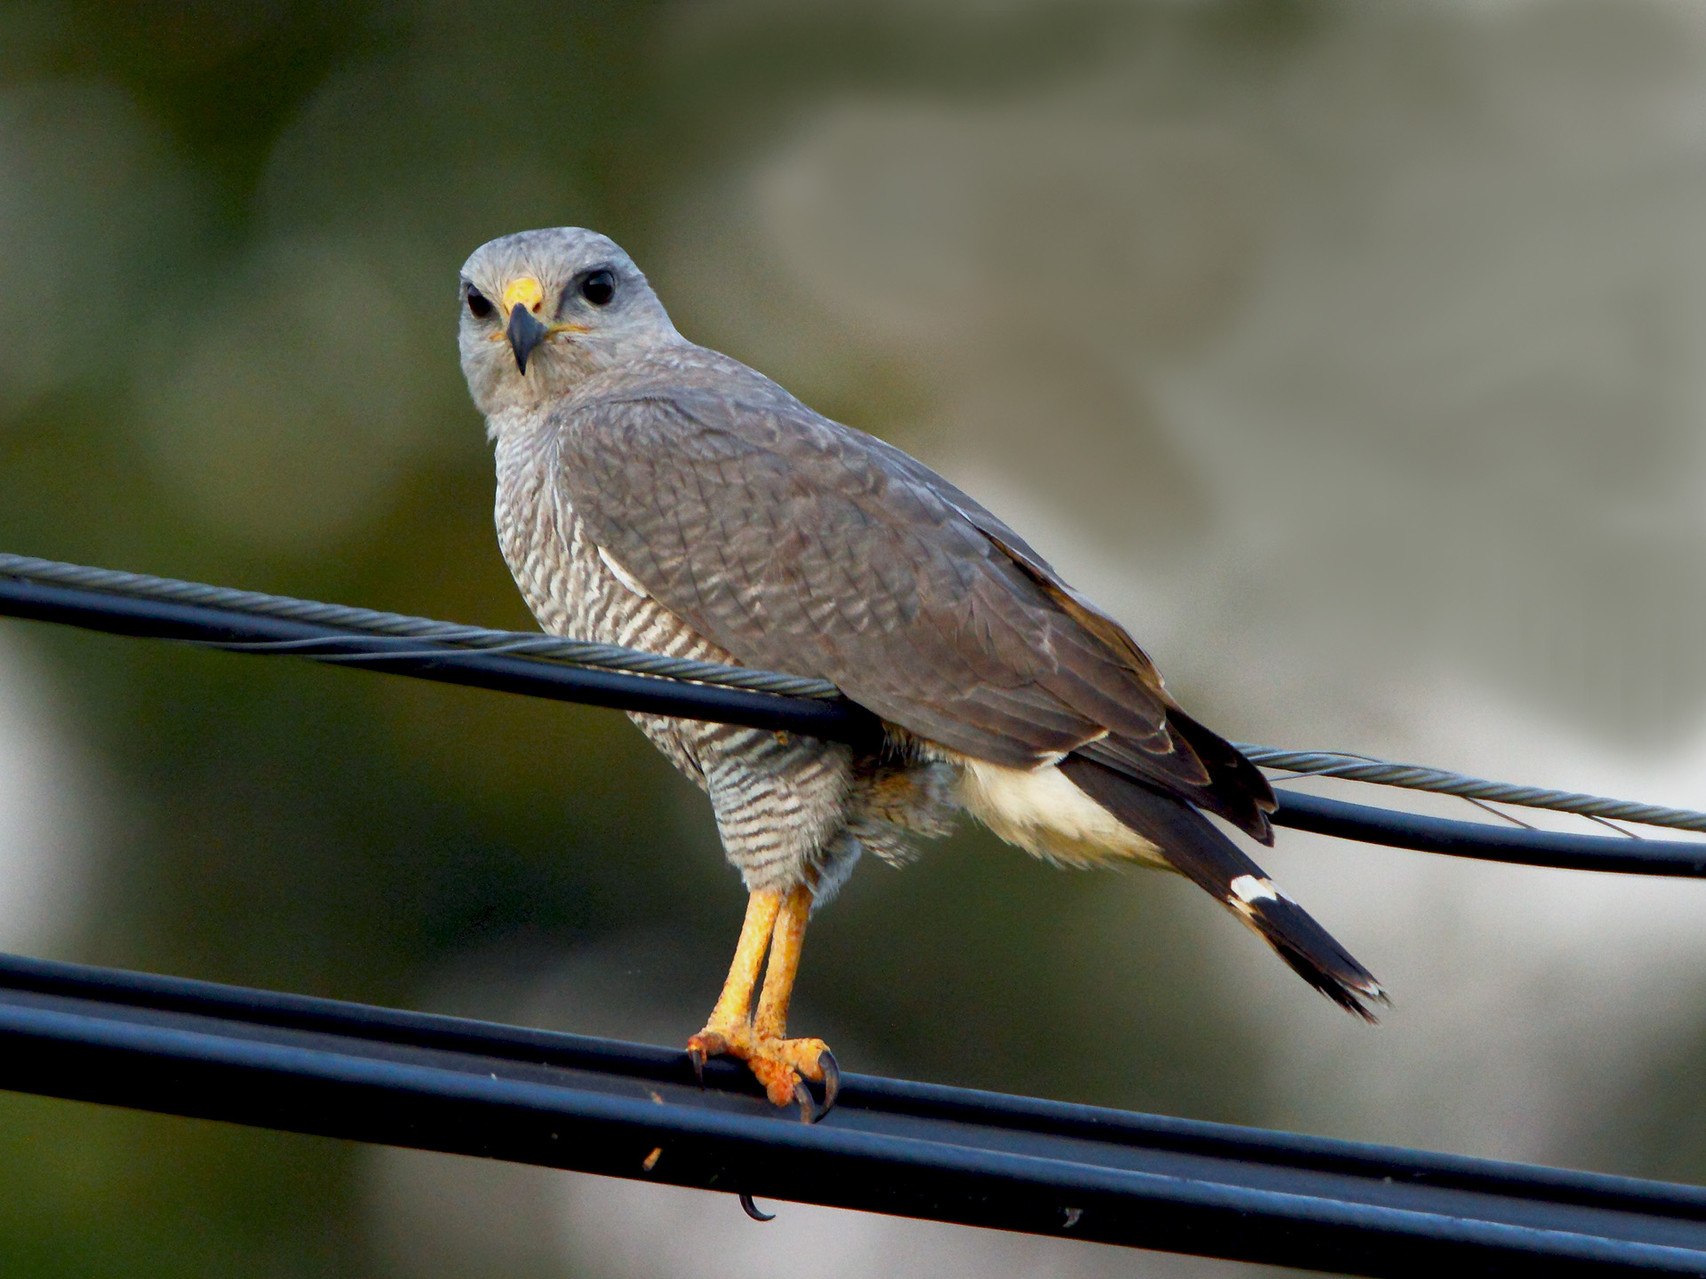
[
  {"left": 686, "top": 883, "right": 839, "bottom": 1120},
  {"left": 705, "top": 888, "right": 784, "bottom": 1030},
  {"left": 753, "top": 884, "right": 812, "bottom": 1039}
]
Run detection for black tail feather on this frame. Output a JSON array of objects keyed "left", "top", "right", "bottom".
[
  {"left": 1059, "top": 756, "right": 1386, "bottom": 1021},
  {"left": 1074, "top": 707, "right": 1276, "bottom": 845},
  {"left": 1163, "top": 705, "right": 1277, "bottom": 845}
]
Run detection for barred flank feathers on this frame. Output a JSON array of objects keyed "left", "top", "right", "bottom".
[{"left": 1058, "top": 756, "right": 1387, "bottom": 1021}]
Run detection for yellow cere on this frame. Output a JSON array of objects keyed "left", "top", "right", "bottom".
[{"left": 501, "top": 276, "right": 545, "bottom": 314}]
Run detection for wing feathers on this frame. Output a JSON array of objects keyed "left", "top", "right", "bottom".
[{"left": 556, "top": 349, "right": 1269, "bottom": 814}]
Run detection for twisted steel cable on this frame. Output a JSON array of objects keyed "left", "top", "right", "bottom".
[
  {"left": 0, "top": 553, "right": 841, "bottom": 699},
  {"left": 1234, "top": 746, "right": 1706, "bottom": 837},
  {"left": 5, "top": 551, "right": 1704, "bottom": 838}
]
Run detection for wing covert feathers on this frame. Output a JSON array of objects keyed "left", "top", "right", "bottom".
[
  {"left": 552, "top": 349, "right": 1274, "bottom": 835},
  {"left": 1059, "top": 756, "right": 1386, "bottom": 1021}
]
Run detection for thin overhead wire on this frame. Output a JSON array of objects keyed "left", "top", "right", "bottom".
[
  {"left": 0, "top": 565, "right": 876, "bottom": 745},
  {"left": 1270, "top": 790, "right": 1706, "bottom": 876},
  {"left": 1237, "top": 745, "right": 1706, "bottom": 836},
  {"left": 0, "top": 553, "right": 841, "bottom": 699},
  {"left": 4, "top": 553, "right": 1706, "bottom": 865}
]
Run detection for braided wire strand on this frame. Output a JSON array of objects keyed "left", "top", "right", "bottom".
[
  {"left": 0, "top": 553, "right": 843, "bottom": 699},
  {"left": 7, "top": 552, "right": 1706, "bottom": 836},
  {"left": 1236, "top": 746, "right": 1706, "bottom": 836}
]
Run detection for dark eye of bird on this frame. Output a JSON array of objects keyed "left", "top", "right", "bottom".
[
  {"left": 580, "top": 270, "right": 615, "bottom": 306},
  {"left": 465, "top": 286, "right": 493, "bottom": 319}
]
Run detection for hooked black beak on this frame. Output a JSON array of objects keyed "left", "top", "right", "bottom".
[{"left": 507, "top": 304, "right": 550, "bottom": 374}]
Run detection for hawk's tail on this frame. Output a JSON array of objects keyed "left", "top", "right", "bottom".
[{"left": 1059, "top": 756, "right": 1387, "bottom": 1021}]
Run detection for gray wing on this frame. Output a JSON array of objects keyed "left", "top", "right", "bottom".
[{"left": 553, "top": 357, "right": 1273, "bottom": 838}]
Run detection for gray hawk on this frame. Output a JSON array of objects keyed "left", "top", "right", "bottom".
[{"left": 457, "top": 227, "right": 1384, "bottom": 1119}]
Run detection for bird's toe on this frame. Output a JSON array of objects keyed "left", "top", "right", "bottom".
[{"left": 686, "top": 1025, "right": 841, "bottom": 1120}]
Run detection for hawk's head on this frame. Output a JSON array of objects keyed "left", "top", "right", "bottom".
[{"left": 458, "top": 227, "right": 679, "bottom": 416}]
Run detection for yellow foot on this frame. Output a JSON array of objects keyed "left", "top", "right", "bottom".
[{"left": 687, "top": 1023, "right": 840, "bottom": 1121}]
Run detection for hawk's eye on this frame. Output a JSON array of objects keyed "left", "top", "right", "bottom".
[
  {"left": 465, "top": 286, "right": 493, "bottom": 319},
  {"left": 580, "top": 270, "right": 615, "bottom": 306}
]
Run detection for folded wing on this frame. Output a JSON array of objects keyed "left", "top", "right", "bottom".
[{"left": 552, "top": 351, "right": 1274, "bottom": 840}]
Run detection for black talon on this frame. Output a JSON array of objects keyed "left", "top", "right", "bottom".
[
  {"left": 740, "top": 1192, "right": 775, "bottom": 1222},
  {"left": 817, "top": 1049, "right": 840, "bottom": 1114},
  {"left": 688, "top": 1046, "right": 706, "bottom": 1087},
  {"left": 792, "top": 1078, "right": 819, "bottom": 1123}
]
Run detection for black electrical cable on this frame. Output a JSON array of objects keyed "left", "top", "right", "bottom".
[
  {"left": 2, "top": 570, "right": 1702, "bottom": 876},
  {"left": 0, "top": 575, "right": 883, "bottom": 747},
  {"left": 0, "top": 950, "right": 1702, "bottom": 1278},
  {"left": 1275, "top": 791, "right": 1706, "bottom": 875}
]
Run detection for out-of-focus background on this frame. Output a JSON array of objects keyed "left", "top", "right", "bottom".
[{"left": 4, "top": 0, "right": 1706, "bottom": 1274}]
